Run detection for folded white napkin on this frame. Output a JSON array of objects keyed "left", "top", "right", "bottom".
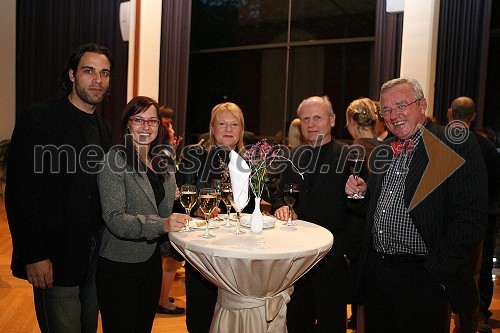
[{"left": 228, "top": 150, "right": 251, "bottom": 210}]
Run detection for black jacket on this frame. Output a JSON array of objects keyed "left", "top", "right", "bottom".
[
  {"left": 6, "top": 98, "right": 111, "bottom": 286},
  {"left": 359, "top": 121, "right": 488, "bottom": 312}
]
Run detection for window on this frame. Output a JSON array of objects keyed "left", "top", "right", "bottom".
[{"left": 187, "top": 0, "right": 376, "bottom": 144}]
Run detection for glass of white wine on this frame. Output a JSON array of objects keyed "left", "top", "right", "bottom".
[
  {"left": 283, "top": 183, "right": 299, "bottom": 226},
  {"left": 229, "top": 188, "right": 250, "bottom": 235},
  {"left": 179, "top": 185, "right": 197, "bottom": 232},
  {"left": 198, "top": 188, "right": 217, "bottom": 239},
  {"left": 221, "top": 183, "right": 233, "bottom": 228},
  {"left": 211, "top": 179, "right": 223, "bottom": 222}
]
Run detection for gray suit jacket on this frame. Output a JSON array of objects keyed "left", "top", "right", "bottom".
[{"left": 98, "top": 148, "right": 176, "bottom": 263}]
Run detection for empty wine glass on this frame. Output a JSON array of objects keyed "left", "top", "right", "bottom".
[
  {"left": 229, "top": 188, "right": 250, "bottom": 235},
  {"left": 179, "top": 185, "right": 197, "bottom": 232},
  {"left": 347, "top": 151, "right": 365, "bottom": 199},
  {"left": 283, "top": 183, "right": 299, "bottom": 226},
  {"left": 220, "top": 182, "right": 233, "bottom": 228},
  {"left": 198, "top": 188, "right": 217, "bottom": 239},
  {"left": 211, "top": 179, "right": 223, "bottom": 222}
]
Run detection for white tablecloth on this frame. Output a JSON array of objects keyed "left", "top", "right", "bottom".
[{"left": 169, "top": 218, "right": 333, "bottom": 333}]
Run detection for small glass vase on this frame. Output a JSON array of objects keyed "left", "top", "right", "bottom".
[{"left": 251, "top": 197, "right": 264, "bottom": 234}]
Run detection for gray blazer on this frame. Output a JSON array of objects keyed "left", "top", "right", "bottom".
[{"left": 98, "top": 148, "right": 176, "bottom": 263}]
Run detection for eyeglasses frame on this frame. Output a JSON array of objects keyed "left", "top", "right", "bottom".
[
  {"left": 379, "top": 99, "right": 422, "bottom": 118},
  {"left": 128, "top": 117, "right": 161, "bottom": 127}
]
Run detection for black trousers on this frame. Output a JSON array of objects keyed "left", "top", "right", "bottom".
[
  {"left": 96, "top": 249, "right": 162, "bottom": 333},
  {"left": 364, "top": 250, "right": 449, "bottom": 333},
  {"left": 286, "top": 247, "right": 348, "bottom": 333},
  {"left": 478, "top": 214, "right": 498, "bottom": 320},
  {"left": 185, "top": 262, "right": 218, "bottom": 333}
]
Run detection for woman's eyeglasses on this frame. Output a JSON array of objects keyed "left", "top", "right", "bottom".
[{"left": 129, "top": 117, "right": 160, "bottom": 127}]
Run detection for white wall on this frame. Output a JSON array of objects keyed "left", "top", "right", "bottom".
[
  {"left": 126, "top": 0, "right": 163, "bottom": 102},
  {"left": 400, "top": 0, "right": 441, "bottom": 116},
  {"left": 0, "top": 0, "right": 16, "bottom": 140}
]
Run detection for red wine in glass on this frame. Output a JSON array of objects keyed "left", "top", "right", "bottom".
[
  {"left": 348, "top": 158, "right": 364, "bottom": 178},
  {"left": 284, "top": 189, "right": 299, "bottom": 207},
  {"left": 347, "top": 155, "right": 365, "bottom": 199}
]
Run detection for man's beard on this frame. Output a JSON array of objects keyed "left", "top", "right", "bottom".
[{"left": 75, "top": 84, "right": 108, "bottom": 106}]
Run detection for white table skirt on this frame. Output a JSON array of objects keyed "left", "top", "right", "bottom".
[{"left": 169, "top": 218, "right": 333, "bottom": 333}]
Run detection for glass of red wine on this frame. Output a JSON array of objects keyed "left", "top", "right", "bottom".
[
  {"left": 347, "top": 151, "right": 365, "bottom": 199},
  {"left": 283, "top": 183, "right": 299, "bottom": 226}
]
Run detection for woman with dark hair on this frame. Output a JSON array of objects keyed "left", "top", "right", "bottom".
[{"left": 96, "top": 96, "right": 189, "bottom": 332}]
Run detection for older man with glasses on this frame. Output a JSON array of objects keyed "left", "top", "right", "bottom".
[{"left": 346, "top": 78, "right": 488, "bottom": 333}]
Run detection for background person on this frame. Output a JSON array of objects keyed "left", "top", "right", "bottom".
[
  {"left": 344, "top": 97, "right": 381, "bottom": 332},
  {"left": 6, "top": 43, "right": 113, "bottom": 333},
  {"left": 345, "top": 97, "right": 380, "bottom": 159},
  {"left": 96, "top": 96, "right": 188, "bottom": 332},
  {"left": 287, "top": 118, "right": 306, "bottom": 148},
  {"left": 448, "top": 97, "right": 499, "bottom": 333},
  {"left": 346, "top": 78, "right": 488, "bottom": 333},
  {"left": 157, "top": 104, "right": 185, "bottom": 315},
  {"left": 475, "top": 126, "right": 500, "bottom": 333},
  {"left": 373, "top": 105, "right": 393, "bottom": 141},
  {"left": 160, "top": 105, "right": 183, "bottom": 151}
]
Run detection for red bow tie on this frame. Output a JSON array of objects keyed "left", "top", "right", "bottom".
[{"left": 391, "top": 139, "right": 414, "bottom": 155}]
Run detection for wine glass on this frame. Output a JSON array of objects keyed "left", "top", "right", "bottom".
[
  {"left": 197, "top": 188, "right": 217, "bottom": 238},
  {"left": 347, "top": 151, "right": 365, "bottom": 199},
  {"left": 179, "top": 185, "right": 197, "bottom": 232},
  {"left": 220, "top": 183, "right": 233, "bottom": 228},
  {"left": 283, "top": 183, "right": 299, "bottom": 226},
  {"left": 211, "top": 179, "right": 223, "bottom": 221},
  {"left": 229, "top": 188, "right": 250, "bottom": 235}
]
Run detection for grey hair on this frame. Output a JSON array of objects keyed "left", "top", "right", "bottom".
[{"left": 380, "top": 78, "right": 425, "bottom": 102}]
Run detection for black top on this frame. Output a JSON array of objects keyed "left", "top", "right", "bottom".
[
  {"left": 308, "top": 140, "right": 333, "bottom": 187},
  {"left": 6, "top": 97, "right": 112, "bottom": 285},
  {"left": 146, "top": 166, "right": 165, "bottom": 207},
  {"left": 473, "top": 132, "right": 499, "bottom": 198},
  {"left": 76, "top": 108, "right": 100, "bottom": 146},
  {"left": 73, "top": 105, "right": 105, "bottom": 230},
  {"left": 177, "top": 145, "right": 255, "bottom": 214}
]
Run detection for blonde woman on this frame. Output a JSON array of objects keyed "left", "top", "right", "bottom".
[
  {"left": 288, "top": 118, "right": 306, "bottom": 148},
  {"left": 177, "top": 102, "right": 254, "bottom": 333},
  {"left": 344, "top": 97, "right": 381, "bottom": 333}
]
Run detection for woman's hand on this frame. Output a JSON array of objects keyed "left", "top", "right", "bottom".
[
  {"left": 345, "top": 175, "right": 367, "bottom": 198},
  {"left": 164, "top": 213, "right": 191, "bottom": 233}
]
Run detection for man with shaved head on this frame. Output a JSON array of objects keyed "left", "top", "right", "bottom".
[
  {"left": 273, "top": 95, "right": 350, "bottom": 333},
  {"left": 448, "top": 96, "right": 477, "bottom": 125},
  {"left": 448, "top": 96, "right": 498, "bottom": 333}
]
